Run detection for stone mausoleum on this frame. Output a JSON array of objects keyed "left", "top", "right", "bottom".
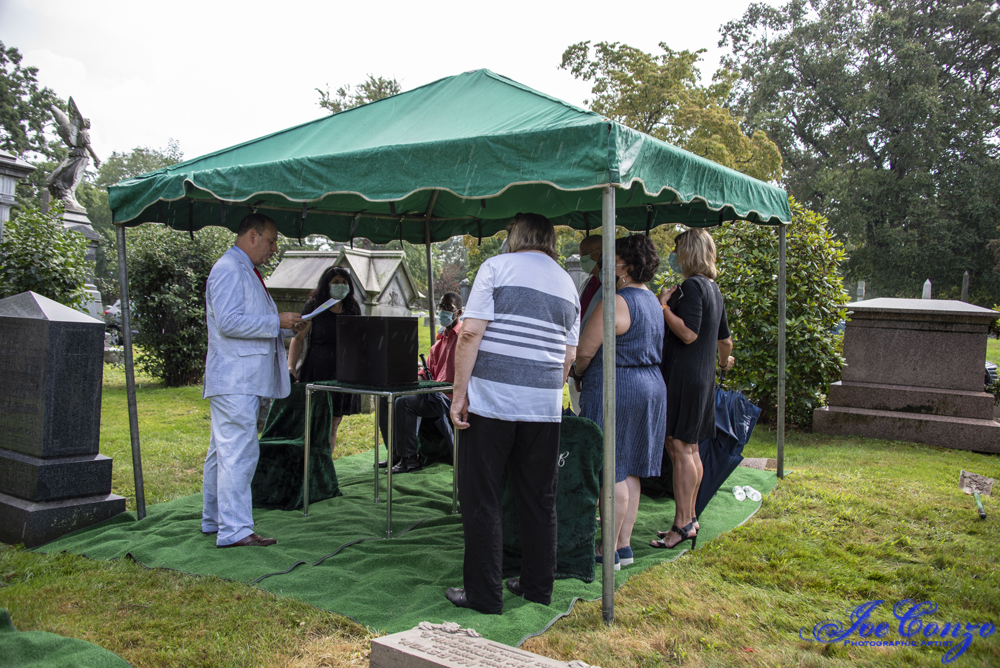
[{"left": 265, "top": 247, "right": 423, "bottom": 317}]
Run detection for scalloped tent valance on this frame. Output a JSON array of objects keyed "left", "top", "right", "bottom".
[{"left": 108, "top": 69, "right": 790, "bottom": 242}]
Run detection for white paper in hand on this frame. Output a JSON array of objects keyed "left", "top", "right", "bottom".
[{"left": 301, "top": 297, "right": 342, "bottom": 321}]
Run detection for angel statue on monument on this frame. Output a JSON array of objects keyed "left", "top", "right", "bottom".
[{"left": 46, "top": 97, "right": 101, "bottom": 213}]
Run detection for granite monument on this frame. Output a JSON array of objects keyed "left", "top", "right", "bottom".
[
  {"left": 371, "top": 623, "right": 599, "bottom": 668},
  {"left": 0, "top": 292, "right": 125, "bottom": 547},
  {"left": 813, "top": 298, "right": 1000, "bottom": 453}
]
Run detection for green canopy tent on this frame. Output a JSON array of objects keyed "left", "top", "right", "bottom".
[{"left": 108, "top": 68, "right": 792, "bottom": 622}]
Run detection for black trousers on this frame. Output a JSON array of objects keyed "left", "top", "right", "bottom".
[
  {"left": 459, "top": 413, "right": 560, "bottom": 611},
  {"left": 378, "top": 394, "right": 449, "bottom": 459}
]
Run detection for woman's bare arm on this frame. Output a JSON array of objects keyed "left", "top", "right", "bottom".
[
  {"left": 286, "top": 320, "right": 312, "bottom": 377},
  {"left": 574, "top": 294, "right": 631, "bottom": 375}
]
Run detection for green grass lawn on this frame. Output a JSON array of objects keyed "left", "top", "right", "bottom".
[
  {"left": 2, "top": 366, "right": 999, "bottom": 667},
  {"left": 987, "top": 337, "right": 1000, "bottom": 366}
]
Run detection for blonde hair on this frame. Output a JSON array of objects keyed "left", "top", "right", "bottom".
[
  {"left": 506, "top": 213, "right": 557, "bottom": 260},
  {"left": 675, "top": 228, "right": 718, "bottom": 279}
]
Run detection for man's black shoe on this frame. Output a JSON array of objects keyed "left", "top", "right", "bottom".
[
  {"left": 505, "top": 578, "right": 551, "bottom": 605},
  {"left": 445, "top": 587, "right": 502, "bottom": 615},
  {"left": 506, "top": 577, "right": 525, "bottom": 596},
  {"left": 390, "top": 456, "right": 422, "bottom": 474},
  {"left": 378, "top": 458, "right": 401, "bottom": 469}
]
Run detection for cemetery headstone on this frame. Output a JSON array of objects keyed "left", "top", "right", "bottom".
[
  {"left": 813, "top": 298, "right": 1000, "bottom": 453},
  {"left": 0, "top": 292, "right": 125, "bottom": 547},
  {"left": 371, "top": 622, "right": 599, "bottom": 668}
]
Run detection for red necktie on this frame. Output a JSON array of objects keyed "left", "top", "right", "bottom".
[{"left": 253, "top": 267, "right": 269, "bottom": 295}]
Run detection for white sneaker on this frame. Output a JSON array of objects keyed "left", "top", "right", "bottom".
[
  {"left": 733, "top": 486, "right": 747, "bottom": 501},
  {"left": 743, "top": 486, "right": 762, "bottom": 502}
]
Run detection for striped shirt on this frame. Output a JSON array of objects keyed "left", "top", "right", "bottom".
[{"left": 463, "top": 252, "right": 580, "bottom": 422}]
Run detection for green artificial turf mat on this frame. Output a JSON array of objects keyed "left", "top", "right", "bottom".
[
  {"left": 0, "top": 608, "right": 131, "bottom": 668},
  {"left": 34, "top": 450, "right": 777, "bottom": 647}
]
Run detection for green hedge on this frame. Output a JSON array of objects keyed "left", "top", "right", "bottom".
[
  {"left": 0, "top": 204, "right": 92, "bottom": 309},
  {"left": 126, "top": 226, "right": 233, "bottom": 387},
  {"left": 715, "top": 198, "right": 850, "bottom": 428}
]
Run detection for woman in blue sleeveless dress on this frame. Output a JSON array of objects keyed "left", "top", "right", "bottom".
[{"left": 573, "top": 235, "right": 666, "bottom": 569}]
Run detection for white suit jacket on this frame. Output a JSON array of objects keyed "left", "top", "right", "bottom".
[{"left": 202, "top": 246, "right": 292, "bottom": 400}]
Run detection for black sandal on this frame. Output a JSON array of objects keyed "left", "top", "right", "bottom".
[
  {"left": 650, "top": 521, "right": 697, "bottom": 550},
  {"left": 657, "top": 516, "right": 697, "bottom": 538}
]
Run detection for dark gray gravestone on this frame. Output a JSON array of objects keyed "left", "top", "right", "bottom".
[{"left": 0, "top": 292, "right": 125, "bottom": 547}]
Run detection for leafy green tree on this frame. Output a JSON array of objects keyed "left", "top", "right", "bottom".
[
  {"left": 462, "top": 233, "right": 505, "bottom": 284},
  {"left": 13, "top": 147, "right": 61, "bottom": 213},
  {"left": 96, "top": 140, "right": 184, "bottom": 187},
  {"left": 715, "top": 199, "right": 850, "bottom": 427},
  {"left": 560, "top": 41, "right": 783, "bottom": 182},
  {"left": 721, "top": 0, "right": 1000, "bottom": 304},
  {"left": 0, "top": 42, "right": 60, "bottom": 158},
  {"left": 75, "top": 142, "right": 184, "bottom": 302},
  {"left": 316, "top": 75, "right": 401, "bottom": 114},
  {"left": 461, "top": 226, "right": 642, "bottom": 284},
  {"left": 0, "top": 203, "right": 92, "bottom": 309},
  {"left": 126, "top": 225, "right": 234, "bottom": 387}
]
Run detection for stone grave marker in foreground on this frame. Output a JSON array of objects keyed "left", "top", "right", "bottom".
[
  {"left": 813, "top": 298, "right": 1000, "bottom": 453},
  {"left": 0, "top": 291, "right": 125, "bottom": 547},
  {"left": 371, "top": 622, "right": 598, "bottom": 668}
]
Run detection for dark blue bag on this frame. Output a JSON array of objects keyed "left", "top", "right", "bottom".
[{"left": 694, "top": 386, "right": 761, "bottom": 515}]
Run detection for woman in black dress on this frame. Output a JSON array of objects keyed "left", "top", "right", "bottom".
[
  {"left": 287, "top": 266, "right": 362, "bottom": 451},
  {"left": 651, "top": 229, "right": 734, "bottom": 550}
]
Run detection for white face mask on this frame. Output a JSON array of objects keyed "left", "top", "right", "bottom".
[
  {"left": 579, "top": 253, "right": 599, "bottom": 274},
  {"left": 330, "top": 283, "right": 350, "bottom": 300}
]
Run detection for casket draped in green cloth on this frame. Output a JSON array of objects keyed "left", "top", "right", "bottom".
[
  {"left": 251, "top": 383, "right": 342, "bottom": 511},
  {"left": 501, "top": 416, "right": 603, "bottom": 583}
]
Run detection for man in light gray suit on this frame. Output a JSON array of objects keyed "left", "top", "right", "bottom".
[{"left": 202, "top": 213, "right": 304, "bottom": 548}]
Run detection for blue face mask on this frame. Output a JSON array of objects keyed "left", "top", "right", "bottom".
[
  {"left": 438, "top": 310, "right": 455, "bottom": 327},
  {"left": 330, "top": 283, "right": 350, "bottom": 300},
  {"left": 668, "top": 252, "right": 682, "bottom": 274}
]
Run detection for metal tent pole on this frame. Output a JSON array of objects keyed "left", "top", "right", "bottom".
[
  {"left": 115, "top": 223, "right": 146, "bottom": 519},
  {"left": 600, "top": 186, "right": 617, "bottom": 624},
  {"left": 777, "top": 224, "right": 786, "bottom": 479},
  {"left": 423, "top": 192, "right": 440, "bottom": 346}
]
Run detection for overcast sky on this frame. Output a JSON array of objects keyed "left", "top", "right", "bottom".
[{"left": 2, "top": 0, "right": 780, "bottom": 164}]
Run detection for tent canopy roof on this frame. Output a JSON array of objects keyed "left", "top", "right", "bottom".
[{"left": 109, "top": 69, "right": 790, "bottom": 243}]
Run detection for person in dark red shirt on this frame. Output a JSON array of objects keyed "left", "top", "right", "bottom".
[
  {"left": 378, "top": 292, "right": 463, "bottom": 473},
  {"left": 569, "top": 235, "right": 602, "bottom": 413}
]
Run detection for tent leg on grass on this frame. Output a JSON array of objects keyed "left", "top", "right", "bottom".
[
  {"left": 777, "top": 224, "right": 786, "bottom": 479},
  {"left": 423, "top": 191, "right": 439, "bottom": 344},
  {"left": 600, "top": 185, "right": 617, "bottom": 624},
  {"left": 115, "top": 222, "right": 146, "bottom": 519},
  {"left": 304, "top": 385, "right": 313, "bottom": 516},
  {"left": 373, "top": 397, "right": 381, "bottom": 502}
]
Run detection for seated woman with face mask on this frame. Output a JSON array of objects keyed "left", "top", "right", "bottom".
[{"left": 287, "top": 266, "right": 363, "bottom": 451}]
